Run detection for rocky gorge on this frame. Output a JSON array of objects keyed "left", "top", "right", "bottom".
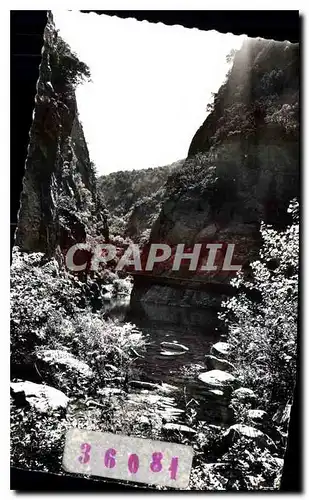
[{"left": 10, "top": 12, "right": 299, "bottom": 491}]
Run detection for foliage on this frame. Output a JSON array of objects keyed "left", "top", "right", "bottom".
[
  {"left": 51, "top": 32, "right": 91, "bottom": 90},
  {"left": 220, "top": 438, "right": 283, "bottom": 490},
  {"left": 188, "top": 431, "right": 283, "bottom": 491},
  {"left": 98, "top": 160, "right": 184, "bottom": 241},
  {"left": 190, "top": 39, "right": 299, "bottom": 159},
  {"left": 10, "top": 401, "right": 68, "bottom": 472},
  {"left": 265, "top": 100, "right": 299, "bottom": 134},
  {"left": 189, "top": 465, "right": 228, "bottom": 491},
  {"left": 228, "top": 399, "right": 252, "bottom": 426},
  {"left": 166, "top": 152, "right": 217, "bottom": 196},
  {"left": 11, "top": 248, "right": 82, "bottom": 364},
  {"left": 226, "top": 48, "right": 238, "bottom": 64},
  {"left": 10, "top": 247, "right": 144, "bottom": 385},
  {"left": 10, "top": 245, "right": 147, "bottom": 472}
]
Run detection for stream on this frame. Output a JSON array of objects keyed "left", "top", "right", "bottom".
[{"left": 105, "top": 293, "right": 232, "bottom": 427}]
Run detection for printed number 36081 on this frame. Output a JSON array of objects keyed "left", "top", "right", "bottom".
[{"left": 78, "top": 443, "right": 179, "bottom": 480}]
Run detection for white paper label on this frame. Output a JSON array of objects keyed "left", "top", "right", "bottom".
[{"left": 62, "top": 428, "right": 193, "bottom": 489}]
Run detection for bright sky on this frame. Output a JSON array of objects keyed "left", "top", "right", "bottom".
[{"left": 53, "top": 11, "right": 245, "bottom": 175}]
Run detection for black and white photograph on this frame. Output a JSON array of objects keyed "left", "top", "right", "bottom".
[{"left": 10, "top": 9, "right": 300, "bottom": 491}]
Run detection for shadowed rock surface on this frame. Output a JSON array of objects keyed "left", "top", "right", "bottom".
[
  {"left": 131, "top": 38, "right": 299, "bottom": 310},
  {"left": 15, "top": 12, "right": 108, "bottom": 257},
  {"left": 11, "top": 380, "right": 69, "bottom": 413}
]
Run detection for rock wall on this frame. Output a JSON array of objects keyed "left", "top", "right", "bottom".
[
  {"left": 131, "top": 37, "right": 299, "bottom": 310},
  {"left": 15, "top": 12, "right": 108, "bottom": 258}
]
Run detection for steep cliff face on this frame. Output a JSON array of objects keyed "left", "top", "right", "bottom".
[
  {"left": 132, "top": 38, "right": 299, "bottom": 308},
  {"left": 15, "top": 12, "right": 108, "bottom": 258},
  {"left": 189, "top": 38, "right": 299, "bottom": 162}
]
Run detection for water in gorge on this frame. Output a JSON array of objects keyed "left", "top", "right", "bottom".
[{"left": 105, "top": 293, "right": 232, "bottom": 428}]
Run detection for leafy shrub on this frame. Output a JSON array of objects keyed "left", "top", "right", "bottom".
[
  {"left": 50, "top": 30, "right": 91, "bottom": 90},
  {"left": 220, "top": 438, "right": 283, "bottom": 490},
  {"left": 11, "top": 248, "right": 83, "bottom": 365},
  {"left": 166, "top": 152, "right": 217, "bottom": 196},
  {"left": 189, "top": 465, "right": 228, "bottom": 490},
  {"left": 10, "top": 401, "right": 68, "bottom": 472},
  {"left": 10, "top": 246, "right": 147, "bottom": 472},
  {"left": 219, "top": 200, "right": 299, "bottom": 412},
  {"left": 265, "top": 101, "right": 299, "bottom": 134},
  {"left": 11, "top": 247, "right": 145, "bottom": 388}
]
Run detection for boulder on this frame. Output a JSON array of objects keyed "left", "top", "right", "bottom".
[
  {"left": 203, "top": 389, "right": 227, "bottom": 402},
  {"left": 208, "top": 424, "right": 223, "bottom": 432},
  {"left": 36, "top": 349, "right": 93, "bottom": 377},
  {"left": 10, "top": 381, "right": 69, "bottom": 413},
  {"left": 160, "top": 342, "right": 189, "bottom": 352},
  {"left": 222, "top": 424, "right": 277, "bottom": 451},
  {"left": 196, "top": 224, "right": 218, "bottom": 241},
  {"left": 159, "top": 342, "right": 189, "bottom": 357},
  {"left": 210, "top": 342, "right": 230, "bottom": 359},
  {"left": 231, "top": 387, "right": 258, "bottom": 403},
  {"left": 205, "top": 354, "right": 236, "bottom": 373},
  {"left": 248, "top": 409, "right": 268, "bottom": 425},
  {"left": 198, "top": 370, "right": 237, "bottom": 389},
  {"left": 127, "top": 393, "right": 184, "bottom": 422}
]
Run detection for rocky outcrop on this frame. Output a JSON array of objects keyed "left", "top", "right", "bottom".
[
  {"left": 189, "top": 39, "right": 299, "bottom": 158},
  {"left": 231, "top": 387, "right": 258, "bottom": 403},
  {"left": 222, "top": 424, "right": 277, "bottom": 452},
  {"left": 11, "top": 380, "right": 69, "bottom": 413},
  {"left": 130, "top": 278, "right": 233, "bottom": 315},
  {"left": 248, "top": 409, "right": 268, "bottom": 425},
  {"left": 131, "top": 38, "right": 299, "bottom": 309},
  {"left": 205, "top": 354, "right": 235, "bottom": 372},
  {"left": 14, "top": 12, "right": 108, "bottom": 258},
  {"left": 198, "top": 370, "right": 238, "bottom": 390},
  {"left": 210, "top": 342, "right": 230, "bottom": 359},
  {"left": 36, "top": 349, "right": 93, "bottom": 378}
]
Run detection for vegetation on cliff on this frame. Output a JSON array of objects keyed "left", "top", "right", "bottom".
[
  {"left": 189, "top": 38, "right": 299, "bottom": 156},
  {"left": 98, "top": 160, "right": 184, "bottom": 242},
  {"left": 15, "top": 13, "right": 108, "bottom": 256},
  {"left": 148, "top": 38, "right": 299, "bottom": 286}
]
